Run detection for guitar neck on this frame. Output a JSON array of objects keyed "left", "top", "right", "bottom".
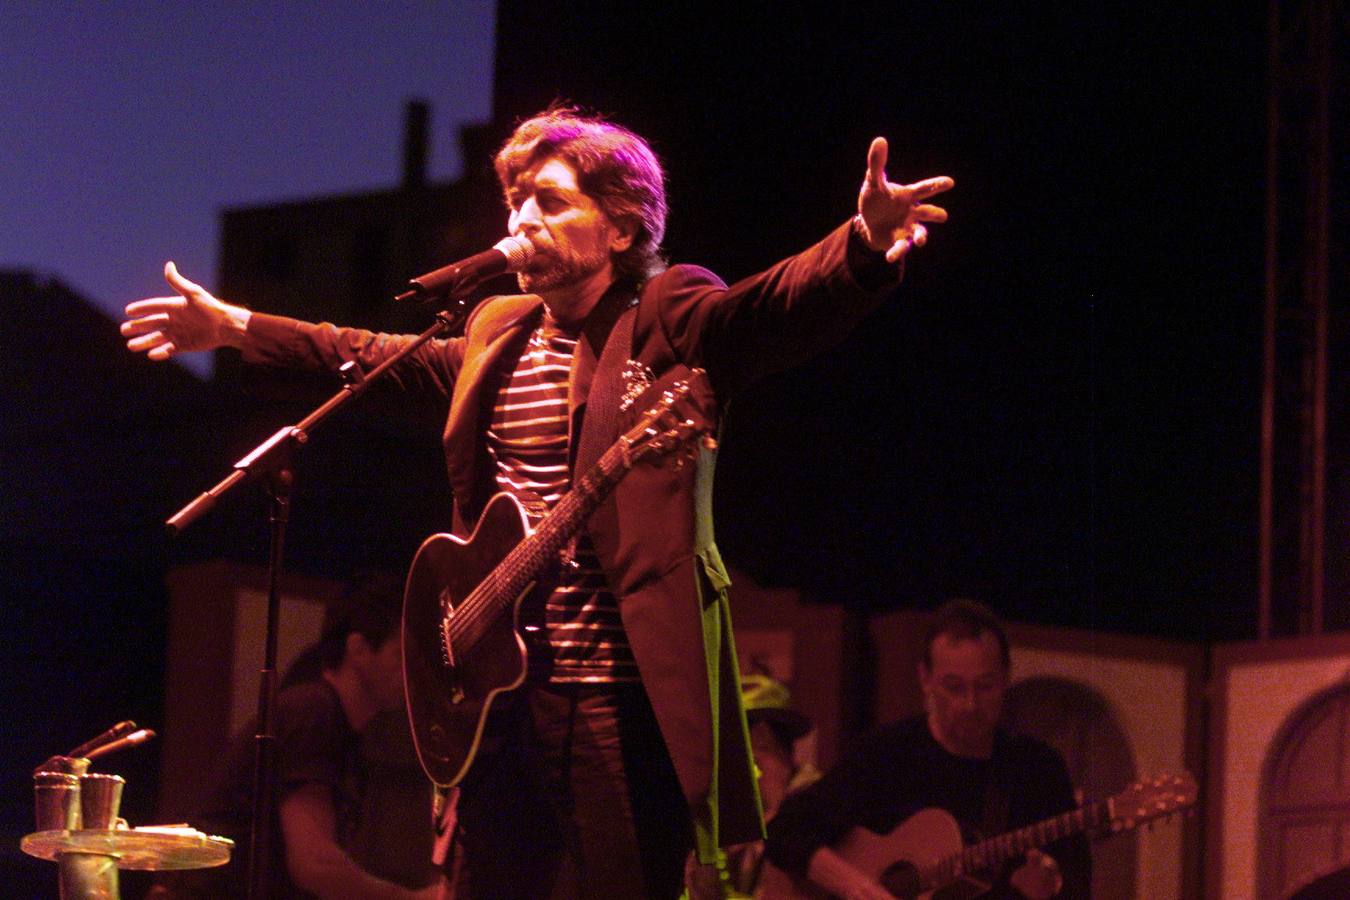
[
  {"left": 440, "top": 371, "right": 709, "bottom": 655},
  {"left": 468, "top": 440, "right": 630, "bottom": 618},
  {"left": 927, "top": 799, "right": 1110, "bottom": 888}
]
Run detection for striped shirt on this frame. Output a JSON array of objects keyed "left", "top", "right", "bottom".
[{"left": 485, "top": 313, "right": 639, "bottom": 684}]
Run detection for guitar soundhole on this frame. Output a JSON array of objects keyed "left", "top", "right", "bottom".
[{"left": 879, "top": 861, "right": 922, "bottom": 900}]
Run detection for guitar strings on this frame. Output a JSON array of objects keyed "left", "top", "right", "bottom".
[{"left": 443, "top": 442, "right": 629, "bottom": 651}]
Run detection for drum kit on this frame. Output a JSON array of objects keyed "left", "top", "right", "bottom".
[{"left": 24, "top": 721, "right": 233, "bottom": 899}]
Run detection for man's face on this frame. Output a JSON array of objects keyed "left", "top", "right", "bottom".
[
  {"left": 506, "top": 156, "right": 625, "bottom": 297},
  {"left": 919, "top": 630, "right": 1008, "bottom": 758}
]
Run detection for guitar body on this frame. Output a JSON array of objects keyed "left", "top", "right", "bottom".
[
  {"left": 758, "top": 772, "right": 1196, "bottom": 899},
  {"left": 399, "top": 370, "right": 715, "bottom": 788},
  {"left": 758, "top": 809, "right": 985, "bottom": 900},
  {"left": 836, "top": 809, "right": 986, "bottom": 899},
  {"left": 402, "top": 492, "right": 535, "bottom": 787}
]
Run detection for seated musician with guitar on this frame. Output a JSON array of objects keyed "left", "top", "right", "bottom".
[
  {"left": 120, "top": 107, "right": 953, "bottom": 899},
  {"left": 763, "top": 600, "right": 1091, "bottom": 899}
]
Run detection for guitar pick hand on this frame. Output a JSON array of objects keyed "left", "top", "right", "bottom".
[{"left": 1009, "top": 849, "right": 1064, "bottom": 899}]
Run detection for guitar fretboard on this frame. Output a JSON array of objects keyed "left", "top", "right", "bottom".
[
  {"left": 925, "top": 799, "right": 1111, "bottom": 887},
  {"left": 444, "top": 439, "right": 633, "bottom": 652}
]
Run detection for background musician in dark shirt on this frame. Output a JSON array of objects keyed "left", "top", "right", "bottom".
[{"left": 765, "top": 600, "right": 1091, "bottom": 899}]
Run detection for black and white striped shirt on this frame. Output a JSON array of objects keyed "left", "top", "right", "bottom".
[{"left": 484, "top": 313, "right": 639, "bottom": 684}]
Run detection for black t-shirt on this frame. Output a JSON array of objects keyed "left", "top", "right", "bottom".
[
  {"left": 173, "top": 678, "right": 362, "bottom": 898},
  {"left": 764, "top": 716, "right": 1092, "bottom": 898}
]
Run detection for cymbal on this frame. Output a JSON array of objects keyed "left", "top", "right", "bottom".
[{"left": 21, "top": 827, "right": 234, "bottom": 871}]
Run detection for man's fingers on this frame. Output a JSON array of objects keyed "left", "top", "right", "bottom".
[
  {"left": 883, "top": 224, "right": 930, "bottom": 264},
  {"left": 123, "top": 297, "right": 182, "bottom": 318},
  {"left": 913, "top": 204, "right": 949, "bottom": 223},
  {"left": 885, "top": 238, "right": 913, "bottom": 265},
  {"left": 866, "top": 137, "right": 889, "bottom": 190},
  {"left": 127, "top": 330, "right": 167, "bottom": 353},
  {"left": 163, "top": 260, "right": 204, "bottom": 299},
  {"left": 120, "top": 312, "right": 171, "bottom": 337},
  {"left": 147, "top": 342, "right": 176, "bottom": 361},
  {"left": 907, "top": 176, "right": 955, "bottom": 199}
]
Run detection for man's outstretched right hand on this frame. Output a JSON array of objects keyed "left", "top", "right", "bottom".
[{"left": 121, "top": 261, "right": 251, "bottom": 361}]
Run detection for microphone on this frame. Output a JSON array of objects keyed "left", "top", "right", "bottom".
[
  {"left": 85, "top": 728, "right": 156, "bottom": 761},
  {"left": 34, "top": 720, "right": 140, "bottom": 773},
  {"left": 396, "top": 236, "right": 534, "bottom": 302},
  {"left": 66, "top": 721, "right": 139, "bottom": 759}
]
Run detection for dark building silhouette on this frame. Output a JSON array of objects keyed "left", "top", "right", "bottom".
[
  {"left": 202, "top": 102, "right": 492, "bottom": 582},
  {"left": 216, "top": 103, "right": 507, "bottom": 347},
  {"left": 0, "top": 269, "right": 229, "bottom": 891},
  {"left": 488, "top": 3, "right": 1266, "bottom": 640}
]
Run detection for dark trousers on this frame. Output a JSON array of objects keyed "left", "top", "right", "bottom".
[{"left": 443, "top": 682, "right": 691, "bottom": 899}]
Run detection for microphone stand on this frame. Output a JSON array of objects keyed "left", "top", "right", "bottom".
[{"left": 166, "top": 293, "right": 473, "bottom": 900}]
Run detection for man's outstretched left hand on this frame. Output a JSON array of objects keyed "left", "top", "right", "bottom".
[{"left": 856, "top": 137, "right": 954, "bottom": 263}]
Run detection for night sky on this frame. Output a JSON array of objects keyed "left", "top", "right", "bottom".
[{"left": 1, "top": 3, "right": 496, "bottom": 374}]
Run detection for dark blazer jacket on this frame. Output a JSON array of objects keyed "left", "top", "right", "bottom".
[{"left": 241, "top": 219, "right": 900, "bottom": 859}]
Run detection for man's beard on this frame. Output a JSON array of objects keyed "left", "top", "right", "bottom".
[{"left": 516, "top": 243, "right": 610, "bottom": 293}]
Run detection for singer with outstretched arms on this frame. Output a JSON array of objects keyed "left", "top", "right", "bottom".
[{"left": 121, "top": 107, "right": 952, "bottom": 900}]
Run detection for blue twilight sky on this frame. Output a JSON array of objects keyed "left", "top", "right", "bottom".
[{"left": 1, "top": 3, "right": 496, "bottom": 374}]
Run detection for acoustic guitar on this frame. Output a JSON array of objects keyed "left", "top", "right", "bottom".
[
  {"left": 760, "top": 772, "right": 1197, "bottom": 899},
  {"left": 401, "top": 369, "right": 713, "bottom": 787}
]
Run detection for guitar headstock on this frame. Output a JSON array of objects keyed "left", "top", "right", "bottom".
[
  {"left": 1108, "top": 772, "right": 1198, "bottom": 832},
  {"left": 619, "top": 369, "right": 716, "bottom": 468}
]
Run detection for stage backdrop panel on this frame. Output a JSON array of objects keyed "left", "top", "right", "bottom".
[
  {"left": 1210, "top": 633, "right": 1350, "bottom": 900},
  {"left": 159, "top": 560, "right": 343, "bottom": 821},
  {"left": 723, "top": 566, "right": 866, "bottom": 771}
]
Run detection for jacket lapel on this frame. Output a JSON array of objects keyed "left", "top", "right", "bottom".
[{"left": 569, "top": 280, "right": 639, "bottom": 466}]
